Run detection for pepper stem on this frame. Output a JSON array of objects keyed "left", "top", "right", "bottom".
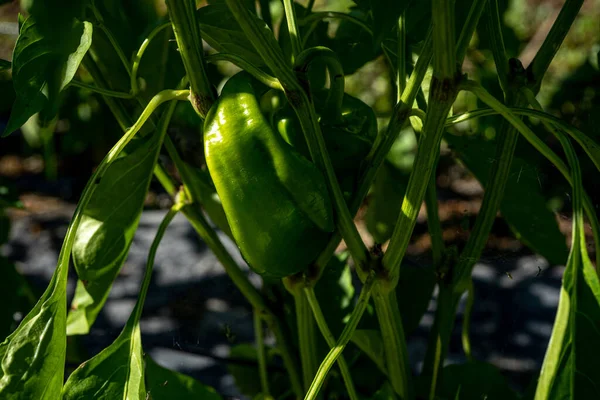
[{"left": 295, "top": 46, "right": 345, "bottom": 124}]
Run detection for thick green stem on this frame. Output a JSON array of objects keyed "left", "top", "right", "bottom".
[
  {"left": 432, "top": 0, "right": 457, "bottom": 80},
  {"left": 372, "top": 287, "right": 412, "bottom": 398},
  {"left": 425, "top": 170, "right": 444, "bottom": 266},
  {"left": 305, "top": 287, "right": 358, "bottom": 400},
  {"left": 295, "top": 292, "right": 318, "bottom": 391},
  {"left": 382, "top": 79, "right": 458, "bottom": 284},
  {"left": 283, "top": 0, "right": 302, "bottom": 59},
  {"left": 166, "top": 0, "right": 214, "bottom": 117},
  {"left": 305, "top": 272, "right": 376, "bottom": 400},
  {"left": 456, "top": 0, "right": 488, "bottom": 65}
]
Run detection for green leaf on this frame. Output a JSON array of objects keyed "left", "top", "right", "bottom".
[
  {"left": 68, "top": 131, "right": 164, "bottom": 335},
  {"left": 371, "top": 381, "right": 397, "bottom": 399},
  {"left": 438, "top": 362, "right": 518, "bottom": 400},
  {"left": 197, "top": 4, "right": 265, "bottom": 67},
  {"left": 4, "top": 16, "right": 93, "bottom": 136},
  {"left": 227, "top": 344, "right": 263, "bottom": 396},
  {"left": 534, "top": 136, "right": 600, "bottom": 399},
  {"left": 64, "top": 198, "right": 181, "bottom": 399},
  {"left": 365, "top": 162, "right": 410, "bottom": 244},
  {"left": 314, "top": 252, "right": 355, "bottom": 337},
  {"left": 396, "top": 261, "right": 435, "bottom": 336},
  {"left": 62, "top": 315, "right": 145, "bottom": 399},
  {"left": 351, "top": 330, "right": 387, "bottom": 376},
  {"left": 0, "top": 255, "right": 69, "bottom": 398},
  {"left": 0, "top": 59, "right": 10, "bottom": 71},
  {"left": 446, "top": 133, "right": 569, "bottom": 265},
  {"left": 145, "top": 357, "right": 222, "bottom": 399}
]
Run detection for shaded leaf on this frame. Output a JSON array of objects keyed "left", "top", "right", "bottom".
[
  {"left": 68, "top": 131, "right": 164, "bottom": 335},
  {"left": 62, "top": 316, "right": 145, "bottom": 399},
  {"left": 0, "top": 60, "right": 10, "bottom": 71},
  {"left": 446, "top": 133, "right": 568, "bottom": 265},
  {"left": 351, "top": 330, "right": 387, "bottom": 376},
  {"left": 439, "top": 362, "right": 518, "bottom": 400},
  {"left": 365, "top": 162, "right": 410, "bottom": 244},
  {"left": 0, "top": 261, "right": 69, "bottom": 399},
  {"left": 396, "top": 261, "right": 435, "bottom": 336},
  {"left": 4, "top": 16, "right": 93, "bottom": 136},
  {"left": 145, "top": 357, "right": 222, "bottom": 400},
  {"left": 227, "top": 344, "right": 263, "bottom": 397},
  {"left": 197, "top": 4, "right": 265, "bottom": 67},
  {"left": 534, "top": 138, "right": 600, "bottom": 399}
]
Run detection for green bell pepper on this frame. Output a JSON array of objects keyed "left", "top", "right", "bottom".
[{"left": 204, "top": 72, "right": 335, "bottom": 278}]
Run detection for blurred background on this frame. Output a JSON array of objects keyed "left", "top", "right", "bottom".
[{"left": 0, "top": 0, "right": 599, "bottom": 398}]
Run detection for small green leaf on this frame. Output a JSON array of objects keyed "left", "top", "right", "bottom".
[
  {"left": 68, "top": 131, "right": 164, "bottom": 335},
  {"left": 0, "top": 59, "right": 10, "bottom": 71},
  {"left": 446, "top": 133, "right": 569, "bottom": 265},
  {"left": 4, "top": 16, "right": 93, "bottom": 136},
  {"left": 372, "top": 381, "right": 397, "bottom": 399},
  {"left": 145, "top": 357, "right": 222, "bottom": 399},
  {"left": 439, "top": 362, "right": 518, "bottom": 400},
  {"left": 197, "top": 4, "right": 265, "bottom": 67},
  {"left": 351, "top": 330, "right": 387, "bottom": 376}
]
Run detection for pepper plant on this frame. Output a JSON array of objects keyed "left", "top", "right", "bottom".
[{"left": 1, "top": 0, "right": 599, "bottom": 399}]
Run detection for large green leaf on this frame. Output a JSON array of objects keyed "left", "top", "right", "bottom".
[
  {"left": 63, "top": 201, "right": 181, "bottom": 399},
  {"left": 67, "top": 131, "right": 164, "bottom": 335},
  {"left": 197, "top": 4, "right": 265, "bottom": 67},
  {"left": 62, "top": 320, "right": 145, "bottom": 399},
  {"left": 534, "top": 137, "right": 600, "bottom": 399},
  {"left": 0, "top": 246, "right": 69, "bottom": 399},
  {"left": 145, "top": 357, "right": 222, "bottom": 399},
  {"left": 3, "top": 16, "right": 92, "bottom": 136},
  {"left": 446, "top": 133, "right": 569, "bottom": 265}
]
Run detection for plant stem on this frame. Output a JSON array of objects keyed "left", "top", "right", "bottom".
[
  {"left": 294, "top": 46, "right": 344, "bottom": 123},
  {"left": 456, "top": 0, "right": 488, "bottom": 65},
  {"left": 305, "top": 287, "right": 359, "bottom": 400},
  {"left": 166, "top": 0, "right": 214, "bottom": 117},
  {"left": 131, "top": 22, "right": 172, "bottom": 95},
  {"left": 396, "top": 11, "right": 406, "bottom": 99},
  {"left": 182, "top": 206, "right": 303, "bottom": 398},
  {"left": 425, "top": 171, "right": 444, "bottom": 266},
  {"left": 205, "top": 53, "right": 283, "bottom": 90},
  {"left": 305, "top": 272, "right": 376, "bottom": 400},
  {"left": 431, "top": 0, "right": 456, "bottom": 80},
  {"left": 69, "top": 80, "right": 134, "bottom": 98},
  {"left": 527, "top": 0, "right": 584, "bottom": 93},
  {"left": 461, "top": 281, "right": 474, "bottom": 361},
  {"left": 296, "top": 292, "right": 318, "bottom": 391},
  {"left": 254, "top": 310, "right": 272, "bottom": 398},
  {"left": 283, "top": 0, "right": 302, "bottom": 60},
  {"left": 372, "top": 287, "right": 411, "bottom": 398}
]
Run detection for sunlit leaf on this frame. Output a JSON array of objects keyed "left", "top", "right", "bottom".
[
  {"left": 68, "top": 128, "right": 165, "bottom": 335},
  {"left": 3, "top": 16, "right": 92, "bottom": 136}
]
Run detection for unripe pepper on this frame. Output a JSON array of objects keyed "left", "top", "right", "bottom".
[
  {"left": 204, "top": 72, "right": 335, "bottom": 278},
  {"left": 274, "top": 89, "right": 377, "bottom": 200}
]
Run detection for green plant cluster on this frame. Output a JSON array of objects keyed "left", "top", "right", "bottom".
[{"left": 0, "top": 0, "right": 599, "bottom": 399}]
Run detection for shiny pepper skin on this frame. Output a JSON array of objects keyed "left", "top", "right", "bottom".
[{"left": 204, "top": 73, "right": 335, "bottom": 278}]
